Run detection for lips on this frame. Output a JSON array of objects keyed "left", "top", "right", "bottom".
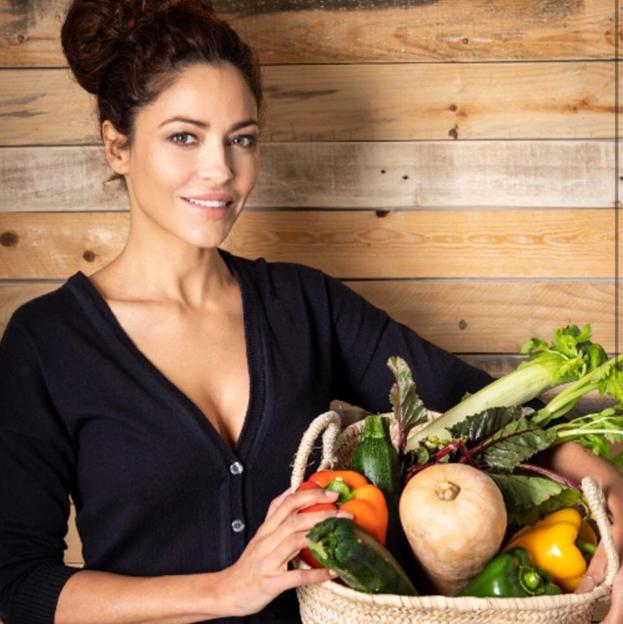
[{"left": 182, "top": 192, "right": 234, "bottom": 208}]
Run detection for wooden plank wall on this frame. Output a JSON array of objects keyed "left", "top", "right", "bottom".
[{"left": 0, "top": 0, "right": 620, "bottom": 572}]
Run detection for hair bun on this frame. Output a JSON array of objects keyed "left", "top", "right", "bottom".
[{"left": 61, "top": 0, "right": 214, "bottom": 94}]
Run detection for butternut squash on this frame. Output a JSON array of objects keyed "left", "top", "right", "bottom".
[{"left": 399, "top": 463, "right": 507, "bottom": 595}]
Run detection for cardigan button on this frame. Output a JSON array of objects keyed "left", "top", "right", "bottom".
[
  {"left": 231, "top": 519, "right": 246, "bottom": 533},
  {"left": 229, "top": 461, "right": 244, "bottom": 475}
]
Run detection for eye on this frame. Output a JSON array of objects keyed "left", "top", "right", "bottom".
[
  {"left": 168, "top": 132, "right": 198, "bottom": 146},
  {"left": 230, "top": 134, "right": 258, "bottom": 149}
]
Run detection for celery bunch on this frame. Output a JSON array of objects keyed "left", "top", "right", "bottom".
[{"left": 405, "top": 324, "right": 622, "bottom": 452}]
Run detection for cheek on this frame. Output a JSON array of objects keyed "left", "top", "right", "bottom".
[
  {"left": 232, "top": 150, "right": 260, "bottom": 192},
  {"left": 136, "top": 144, "right": 195, "bottom": 192}
]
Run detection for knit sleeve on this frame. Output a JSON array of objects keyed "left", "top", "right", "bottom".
[
  {"left": 323, "top": 274, "right": 496, "bottom": 414},
  {"left": 0, "top": 315, "right": 81, "bottom": 624}
]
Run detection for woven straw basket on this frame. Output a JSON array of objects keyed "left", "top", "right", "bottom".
[{"left": 291, "top": 410, "right": 620, "bottom": 624}]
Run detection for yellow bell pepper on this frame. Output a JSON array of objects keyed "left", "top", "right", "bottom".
[{"left": 504, "top": 508, "right": 598, "bottom": 592}]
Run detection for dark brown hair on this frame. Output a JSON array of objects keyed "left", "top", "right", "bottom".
[{"left": 61, "top": 0, "right": 263, "bottom": 144}]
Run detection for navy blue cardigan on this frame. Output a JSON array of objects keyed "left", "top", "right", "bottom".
[{"left": 0, "top": 251, "right": 494, "bottom": 623}]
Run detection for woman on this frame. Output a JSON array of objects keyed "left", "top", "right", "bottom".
[{"left": 0, "top": 1, "right": 621, "bottom": 623}]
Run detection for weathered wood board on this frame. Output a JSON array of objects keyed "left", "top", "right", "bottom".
[
  {"left": 0, "top": 210, "right": 615, "bottom": 280},
  {"left": 0, "top": 62, "right": 617, "bottom": 145},
  {"left": 0, "top": 142, "right": 616, "bottom": 211},
  {"left": 1, "top": 280, "right": 617, "bottom": 354},
  {"left": 0, "top": 0, "right": 618, "bottom": 66}
]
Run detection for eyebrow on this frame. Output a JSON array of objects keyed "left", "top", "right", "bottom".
[{"left": 159, "top": 117, "right": 259, "bottom": 131}]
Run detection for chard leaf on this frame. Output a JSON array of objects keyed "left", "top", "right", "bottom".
[
  {"left": 489, "top": 474, "right": 580, "bottom": 527},
  {"left": 447, "top": 405, "right": 523, "bottom": 446},
  {"left": 388, "top": 357, "right": 428, "bottom": 453},
  {"left": 480, "top": 417, "right": 557, "bottom": 471}
]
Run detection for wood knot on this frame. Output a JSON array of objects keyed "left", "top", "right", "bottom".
[
  {"left": 16, "top": 34, "right": 26, "bottom": 44},
  {"left": 375, "top": 210, "right": 391, "bottom": 218},
  {"left": 449, "top": 104, "right": 458, "bottom": 112},
  {"left": 0, "top": 231, "right": 18, "bottom": 247},
  {"left": 82, "top": 250, "right": 96, "bottom": 262},
  {"left": 458, "top": 319, "right": 468, "bottom": 330},
  {"left": 449, "top": 126, "right": 459, "bottom": 140}
]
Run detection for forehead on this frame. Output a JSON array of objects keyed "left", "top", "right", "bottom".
[{"left": 140, "top": 63, "right": 258, "bottom": 126}]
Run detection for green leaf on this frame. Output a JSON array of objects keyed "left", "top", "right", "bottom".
[
  {"left": 387, "top": 356, "right": 428, "bottom": 434},
  {"left": 447, "top": 405, "right": 523, "bottom": 446},
  {"left": 480, "top": 417, "right": 557, "bottom": 472},
  {"left": 490, "top": 474, "right": 580, "bottom": 527}
]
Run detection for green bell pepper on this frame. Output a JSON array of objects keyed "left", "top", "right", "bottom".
[{"left": 459, "top": 547, "right": 562, "bottom": 598}]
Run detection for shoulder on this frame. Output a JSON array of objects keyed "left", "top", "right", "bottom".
[
  {"left": 225, "top": 251, "right": 331, "bottom": 299},
  {"left": 3, "top": 275, "right": 83, "bottom": 347}
]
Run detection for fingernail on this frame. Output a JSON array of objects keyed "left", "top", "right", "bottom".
[{"left": 324, "top": 490, "right": 339, "bottom": 499}]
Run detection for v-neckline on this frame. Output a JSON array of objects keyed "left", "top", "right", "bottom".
[{"left": 70, "top": 249, "right": 265, "bottom": 459}]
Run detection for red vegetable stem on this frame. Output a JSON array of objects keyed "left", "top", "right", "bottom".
[{"left": 517, "top": 462, "right": 582, "bottom": 492}]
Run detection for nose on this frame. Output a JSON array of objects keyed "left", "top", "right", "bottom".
[{"left": 197, "top": 141, "right": 234, "bottom": 186}]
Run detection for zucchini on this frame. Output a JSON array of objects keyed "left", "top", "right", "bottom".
[
  {"left": 351, "top": 415, "right": 400, "bottom": 506},
  {"left": 351, "top": 415, "right": 405, "bottom": 563},
  {"left": 306, "top": 517, "right": 417, "bottom": 596}
]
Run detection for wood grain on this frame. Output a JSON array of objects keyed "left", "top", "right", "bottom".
[
  {"left": 0, "top": 62, "right": 617, "bottom": 145},
  {"left": 0, "top": 141, "right": 615, "bottom": 211},
  {"left": 1, "top": 280, "right": 616, "bottom": 354},
  {"left": 0, "top": 210, "right": 615, "bottom": 280},
  {"left": 0, "top": 0, "right": 617, "bottom": 66}
]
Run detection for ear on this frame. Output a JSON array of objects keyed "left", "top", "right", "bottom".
[{"left": 102, "top": 120, "right": 131, "bottom": 176}]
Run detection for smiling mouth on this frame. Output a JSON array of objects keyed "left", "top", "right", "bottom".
[{"left": 182, "top": 197, "right": 234, "bottom": 208}]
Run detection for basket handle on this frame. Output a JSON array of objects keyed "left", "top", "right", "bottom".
[
  {"left": 582, "top": 476, "right": 620, "bottom": 587},
  {"left": 290, "top": 411, "right": 342, "bottom": 490}
]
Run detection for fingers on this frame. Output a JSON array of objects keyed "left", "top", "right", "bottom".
[
  {"left": 575, "top": 544, "right": 607, "bottom": 594},
  {"left": 265, "top": 488, "right": 292, "bottom": 521},
  {"left": 280, "top": 566, "right": 338, "bottom": 592},
  {"left": 258, "top": 487, "right": 339, "bottom": 537}
]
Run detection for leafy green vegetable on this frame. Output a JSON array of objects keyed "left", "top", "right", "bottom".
[
  {"left": 387, "top": 356, "right": 428, "bottom": 455},
  {"left": 446, "top": 405, "right": 524, "bottom": 446},
  {"left": 478, "top": 418, "right": 557, "bottom": 472},
  {"left": 405, "top": 324, "right": 610, "bottom": 452},
  {"left": 490, "top": 474, "right": 582, "bottom": 527},
  {"left": 548, "top": 406, "right": 623, "bottom": 467}
]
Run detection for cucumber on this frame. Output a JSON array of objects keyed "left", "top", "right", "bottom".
[{"left": 306, "top": 517, "right": 417, "bottom": 596}]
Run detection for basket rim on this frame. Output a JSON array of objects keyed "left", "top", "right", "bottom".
[{"left": 295, "top": 566, "right": 612, "bottom": 611}]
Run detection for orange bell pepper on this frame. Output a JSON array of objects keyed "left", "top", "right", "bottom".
[{"left": 297, "top": 469, "right": 388, "bottom": 568}]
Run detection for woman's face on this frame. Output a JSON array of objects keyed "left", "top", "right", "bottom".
[{"left": 111, "top": 62, "right": 260, "bottom": 250}]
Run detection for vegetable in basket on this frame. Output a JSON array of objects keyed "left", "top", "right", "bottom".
[
  {"left": 398, "top": 463, "right": 507, "bottom": 595},
  {"left": 351, "top": 415, "right": 405, "bottom": 562},
  {"left": 459, "top": 547, "right": 561, "bottom": 598},
  {"left": 404, "top": 324, "right": 623, "bottom": 451},
  {"left": 296, "top": 469, "right": 388, "bottom": 568},
  {"left": 504, "top": 507, "right": 598, "bottom": 592},
  {"left": 305, "top": 517, "right": 417, "bottom": 596}
]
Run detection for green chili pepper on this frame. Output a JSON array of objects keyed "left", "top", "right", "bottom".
[{"left": 459, "top": 548, "right": 562, "bottom": 598}]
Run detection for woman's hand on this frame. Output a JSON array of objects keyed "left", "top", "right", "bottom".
[
  {"left": 216, "top": 486, "right": 352, "bottom": 617},
  {"left": 600, "top": 563, "right": 623, "bottom": 623},
  {"left": 573, "top": 475, "right": 623, "bottom": 623}
]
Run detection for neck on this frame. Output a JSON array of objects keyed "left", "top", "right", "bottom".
[{"left": 104, "top": 215, "right": 235, "bottom": 310}]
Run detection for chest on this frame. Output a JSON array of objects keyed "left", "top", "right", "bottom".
[{"left": 107, "top": 299, "right": 250, "bottom": 448}]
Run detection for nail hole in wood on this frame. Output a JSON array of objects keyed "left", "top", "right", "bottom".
[
  {"left": 380, "top": 169, "right": 386, "bottom": 174},
  {"left": 462, "top": 38, "right": 469, "bottom": 44},
  {"left": 0, "top": 231, "right": 18, "bottom": 247},
  {"left": 449, "top": 127, "right": 459, "bottom": 139},
  {"left": 16, "top": 34, "right": 25, "bottom": 44},
  {"left": 83, "top": 250, "right": 96, "bottom": 262},
  {"left": 458, "top": 319, "right": 468, "bottom": 330},
  {"left": 449, "top": 104, "right": 458, "bottom": 112}
]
